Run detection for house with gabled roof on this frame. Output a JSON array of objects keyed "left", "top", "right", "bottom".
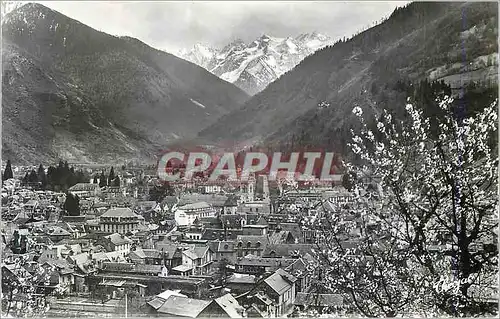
[
  {"left": 208, "top": 240, "right": 236, "bottom": 263},
  {"left": 235, "top": 235, "right": 269, "bottom": 258},
  {"left": 261, "top": 269, "right": 297, "bottom": 317},
  {"left": 128, "top": 247, "right": 164, "bottom": 265},
  {"left": 285, "top": 258, "right": 310, "bottom": 293},
  {"left": 198, "top": 216, "right": 223, "bottom": 229},
  {"left": 46, "top": 226, "right": 71, "bottom": 243},
  {"left": 172, "top": 245, "right": 213, "bottom": 276},
  {"left": 102, "top": 233, "right": 133, "bottom": 257},
  {"left": 154, "top": 241, "right": 184, "bottom": 270},
  {"left": 187, "top": 246, "right": 213, "bottom": 274}
]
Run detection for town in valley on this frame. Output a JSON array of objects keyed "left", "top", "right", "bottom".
[
  {"left": 1, "top": 159, "right": 355, "bottom": 317},
  {"left": 1, "top": 1, "right": 498, "bottom": 318}
]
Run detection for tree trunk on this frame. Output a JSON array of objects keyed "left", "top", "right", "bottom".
[{"left": 6, "top": 289, "right": 13, "bottom": 316}]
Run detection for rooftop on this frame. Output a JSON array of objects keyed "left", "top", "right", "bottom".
[
  {"left": 157, "top": 289, "right": 187, "bottom": 300},
  {"left": 172, "top": 264, "right": 194, "bottom": 273},
  {"left": 179, "top": 194, "right": 228, "bottom": 206},
  {"left": 264, "top": 269, "right": 297, "bottom": 295},
  {"left": 227, "top": 273, "right": 256, "bottom": 284},
  {"left": 178, "top": 201, "right": 213, "bottom": 211},
  {"left": 182, "top": 246, "right": 209, "bottom": 260},
  {"left": 214, "top": 294, "right": 244, "bottom": 318},
  {"left": 101, "top": 207, "right": 139, "bottom": 218},
  {"left": 104, "top": 233, "right": 133, "bottom": 246},
  {"left": 69, "top": 183, "right": 100, "bottom": 192},
  {"left": 157, "top": 295, "right": 211, "bottom": 317},
  {"left": 47, "top": 226, "right": 71, "bottom": 236},
  {"left": 236, "top": 257, "right": 296, "bottom": 268}
]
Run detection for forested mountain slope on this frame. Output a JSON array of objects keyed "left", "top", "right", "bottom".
[{"left": 2, "top": 3, "right": 248, "bottom": 164}]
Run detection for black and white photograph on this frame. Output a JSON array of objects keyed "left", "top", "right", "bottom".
[{"left": 0, "top": 1, "right": 498, "bottom": 318}]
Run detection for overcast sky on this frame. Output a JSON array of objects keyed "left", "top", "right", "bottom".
[{"left": 33, "top": 1, "right": 407, "bottom": 53}]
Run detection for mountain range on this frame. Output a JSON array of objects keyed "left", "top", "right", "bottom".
[
  {"left": 2, "top": 2, "right": 498, "bottom": 165},
  {"left": 2, "top": 3, "right": 248, "bottom": 164},
  {"left": 199, "top": 1, "right": 498, "bottom": 152},
  {"left": 177, "top": 32, "right": 334, "bottom": 95}
]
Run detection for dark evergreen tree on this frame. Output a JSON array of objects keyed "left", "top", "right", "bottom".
[
  {"left": 113, "top": 176, "right": 120, "bottom": 187},
  {"left": 108, "top": 167, "right": 115, "bottom": 185},
  {"left": 64, "top": 193, "right": 80, "bottom": 216},
  {"left": 73, "top": 194, "right": 81, "bottom": 216},
  {"left": 93, "top": 174, "right": 99, "bottom": 184},
  {"left": 63, "top": 194, "right": 74, "bottom": 215},
  {"left": 10, "top": 230, "right": 26, "bottom": 254},
  {"left": 99, "top": 171, "right": 107, "bottom": 187},
  {"left": 44, "top": 162, "right": 92, "bottom": 191},
  {"left": 2, "top": 159, "right": 13, "bottom": 181},
  {"left": 28, "top": 170, "right": 38, "bottom": 186},
  {"left": 20, "top": 235, "right": 27, "bottom": 253},
  {"left": 62, "top": 161, "right": 70, "bottom": 187}
]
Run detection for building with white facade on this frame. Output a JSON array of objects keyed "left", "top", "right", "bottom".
[{"left": 174, "top": 202, "right": 217, "bottom": 226}]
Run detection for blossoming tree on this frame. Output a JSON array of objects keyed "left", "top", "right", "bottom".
[{"left": 307, "top": 95, "right": 498, "bottom": 316}]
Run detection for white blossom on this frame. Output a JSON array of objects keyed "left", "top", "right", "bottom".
[{"left": 352, "top": 106, "right": 363, "bottom": 117}]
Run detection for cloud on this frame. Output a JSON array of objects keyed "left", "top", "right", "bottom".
[{"left": 36, "top": 1, "right": 407, "bottom": 53}]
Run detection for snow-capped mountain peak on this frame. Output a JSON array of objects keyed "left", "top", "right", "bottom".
[
  {"left": 177, "top": 43, "right": 217, "bottom": 69},
  {"left": 178, "top": 32, "right": 334, "bottom": 95}
]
